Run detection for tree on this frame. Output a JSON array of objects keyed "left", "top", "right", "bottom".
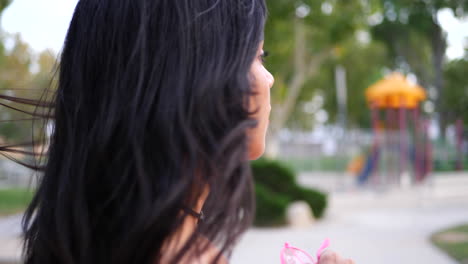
[
  {"left": 0, "top": 0, "right": 58, "bottom": 145},
  {"left": 0, "top": 0, "right": 10, "bottom": 17},
  {"left": 371, "top": 0, "right": 468, "bottom": 136},
  {"left": 0, "top": 34, "right": 35, "bottom": 143},
  {"left": 320, "top": 39, "right": 389, "bottom": 128},
  {"left": 264, "top": 0, "right": 379, "bottom": 155},
  {"left": 442, "top": 58, "right": 468, "bottom": 125}
]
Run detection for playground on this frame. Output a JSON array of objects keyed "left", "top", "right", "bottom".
[{"left": 355, "top": 73, "right": 433, "bottom": 188}]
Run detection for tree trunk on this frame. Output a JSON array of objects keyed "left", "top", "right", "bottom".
[
  {"left": 265, "top": 18, "right": 328, "bottom": 157},
  {"left": 431, "top": 20, "right": 447, "bottom": 140}
]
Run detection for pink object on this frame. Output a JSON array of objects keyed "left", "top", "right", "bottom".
[{"left": 280, "top": 239, "right": 330, "bottom": 264}]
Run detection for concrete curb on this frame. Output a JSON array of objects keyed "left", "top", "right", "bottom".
[{"left": 0, "top": 257, "right": 20, "bottom": 264}]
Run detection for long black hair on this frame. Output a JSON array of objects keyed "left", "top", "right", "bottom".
[{"left": 19, "top": 0, "right": 267, "bottom": 263}]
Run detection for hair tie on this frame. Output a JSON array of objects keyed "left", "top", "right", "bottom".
[{"left": 182, "top": 207, "right": 205, "bottom": 221}]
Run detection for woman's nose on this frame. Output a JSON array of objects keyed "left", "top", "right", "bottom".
[{"left": 267, "top": 71, "right": 274, "bottom": 88}]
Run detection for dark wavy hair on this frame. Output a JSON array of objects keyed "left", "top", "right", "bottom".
[{"left": 18, "top": 0, "right": 267, "bottom": 263}]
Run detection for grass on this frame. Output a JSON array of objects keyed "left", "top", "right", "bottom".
[
  {"left": 280, "top": 156, "right": 349, "bottom": 172},
  {"left": 431, "top": 223, "right": 468, "bottom": 263},
  {"left": 0, "top": 188, "right": 34, "bottom": 216},
  {"left": 280, "top": 156, "right": 468, "bottom": 173}
]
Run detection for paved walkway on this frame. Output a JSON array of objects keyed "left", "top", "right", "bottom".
[
  {"left": 232, "top": 172, "right": 468, "bottom": 264},
  {"left": 0, "top": 214, "right": 22, "bottom": 264},
  {"left": 1, "top": 172, "right": 467, "bottom": 263}
]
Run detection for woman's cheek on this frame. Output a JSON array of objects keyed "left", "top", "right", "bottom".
[{"left": 247, "top": 62, "right": 271, "bottom": 160}]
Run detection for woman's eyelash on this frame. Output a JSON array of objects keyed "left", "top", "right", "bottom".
[{"left": 260, "top": 51, "right": 269, "bottom": 62}]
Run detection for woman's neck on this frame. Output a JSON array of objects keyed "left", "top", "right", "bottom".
[{"left": 160, "top": 188, "right": 209, "bottom": 262}]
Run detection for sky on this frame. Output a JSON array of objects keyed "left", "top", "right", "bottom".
[
  {"left": 0, "top": 0, "right": 467, "bottom": 59},
  {"left": 1, "top": 0, "right": 78, "bottom": 54}
]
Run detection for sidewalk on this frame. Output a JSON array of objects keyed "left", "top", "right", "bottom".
[
  {"left": 0, "top": 214, "right": 22, "bottom": 264},
  {"left": 1, "top": 173, "right": 467, "bottom": 263},
  {"left": 231, "top": 172, "right": 468, "bottom": 264}
]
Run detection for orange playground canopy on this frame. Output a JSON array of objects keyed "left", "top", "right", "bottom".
[{"left": 365, "top": 73, "right": 426, "bottom": 109}]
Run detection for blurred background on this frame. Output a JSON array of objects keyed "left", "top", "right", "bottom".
[{"left": 0, "top": 0, "right": 467, "bottom": 263}]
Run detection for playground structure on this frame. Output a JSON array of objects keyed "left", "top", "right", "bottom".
[{"left": 357, "top": 73, "right": 431, "bottom": 187}]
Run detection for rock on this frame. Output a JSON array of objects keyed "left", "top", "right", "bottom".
[{"left": 286, "top": 201, "right": 314, "bottom": 228}]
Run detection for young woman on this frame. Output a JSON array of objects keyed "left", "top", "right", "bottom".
[{"left": 17, "top": 0, "right": 354, "bottom": 263}]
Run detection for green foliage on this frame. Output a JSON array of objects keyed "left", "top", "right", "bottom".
[
  {"left": 370, "top": 0, "right": 443, "bottom": 89},
  {"left": 294, "top": 186, "right": 327, "bottom": 219},
  {"left": 441, "top": 58, "right": 468, "bottom": 124},
  {"left": 254, "top": 183, "right": 289, "bottom": 226},
  {"left": 252, "top": 158, "right": 297, "bottom": 193},
  {"left": 251, "top": 159, "right": 328, "bottom": 226},
  {"left": 432, "top": 158, "right": 468, "bottom": 172},
  {"left": 0, "top": 33, "right": 57, "bottom": 144},
  {"left": 0, "top": 0, "right": 58, "bottom": 144},
  {"left": 370, "top": 0, "right": 468, "bottom": 131},
  {"left": 264, "top": 0, "right": 468, "bottom": 130},
  {"left": 319, "top": 40, "right": 389, "bottom": 128},
  {"left": 0, "top": 0, "right": 11, "bottom": 13},
  {"left": 265, "top": 0, "right": 385, "bottom": 129},
  {"left": 0, "top": 188, "right": 33, "bottom": 216}
]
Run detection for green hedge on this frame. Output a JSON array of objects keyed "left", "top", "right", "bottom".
[
  {"left": 252, "top": 159, "right": 327, "bottom": 226},
  {"left": 254, "top": 183, "right": 289, "bottom": 226},
  {"left": 294, "top": 186, "right": 327, "bottom": 219}
]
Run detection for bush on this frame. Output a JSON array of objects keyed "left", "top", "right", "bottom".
[
  {"left": 252, "top": 158, "right": 297, "bottom": 193},
  {"left": 295, "top": 186, "right": 327, "bottom": 219},
  {"left": 254, "top": 183, "right": 289, "bottom": 227},
  {"left": 251, "top": 159, "right": 327, "bottom": 226}
]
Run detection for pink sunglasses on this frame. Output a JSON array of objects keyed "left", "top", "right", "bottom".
[{"left": 280, "top": 239, "right": 330, "bottom": 264}]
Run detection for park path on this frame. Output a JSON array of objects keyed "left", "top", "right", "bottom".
[
  {"left": 231, "top": 172, "right": 468, "bottom": 264},
  {"left": 0, "top": 214, "right": 22, "bottom": 264},
  {"left": 1, "top": 172, "right": 467, "bottom": 264}
]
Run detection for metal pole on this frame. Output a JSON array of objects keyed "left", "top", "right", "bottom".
[
  {"left": 413, "top": 107, "right": 421, "bottom": 183},
  {"left": 456, "top": 119, "right": 463, "bottom": 170},
  {"left": 371, "top": 103, "right": 380, "bottom": 187},
  {"left": 399, "top": 102, "right": 407, "bottom": 185},
  {"left": 424, "top": 118, "right": 433, "bottom": 181}
]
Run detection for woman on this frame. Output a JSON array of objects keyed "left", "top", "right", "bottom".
[{"left": 18, "top": 0, "right": 353, "bottom": 263}]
